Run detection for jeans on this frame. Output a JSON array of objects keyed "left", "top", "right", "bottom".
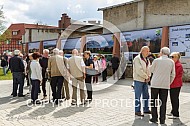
[
  {"left": 31, "top": 80, "right": 40, "bottom": 102},
  {"left": 13, "top": 72, "right": 25, "bottom": 96},
  {"left": 134, "top": 80, "right": 149, "bottom": 113},
  {"left": 3, "top": 66, "right": 7, "bottom": 75}
]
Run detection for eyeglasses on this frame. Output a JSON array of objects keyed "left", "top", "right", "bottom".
[{"left": 169, "top": 56, "right": 174, "bottom": 58}]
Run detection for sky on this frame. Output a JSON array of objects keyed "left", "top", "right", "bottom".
[{"left": 1, "top": 0, "right": 132, "bottom": 27}]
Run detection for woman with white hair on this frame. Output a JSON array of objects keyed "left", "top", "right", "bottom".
[
  {"left": 150, "top": 47, "right": 176, "bottom": 124},
  {"left": 167, "top": 52, "right": 183, "bottom": 119}
]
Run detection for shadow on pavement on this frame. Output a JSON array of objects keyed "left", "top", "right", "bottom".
[
  {"left": 28, "top": 103, "right": 56, "bottom": 117},
  {"left": 0, "top": 96, "right": 14, "bottom": 106},
  {"left": 170, "top": 118, "right": 188, "bottom": 126},
  {"left": 132, "top": 115, "right": 159, "bottom": 126},
  {"left": 6, "top": 104, "right": 32, "bottom": 117},
  {"left": 52, "top": 105, "right": 90, "bottom": 118}
]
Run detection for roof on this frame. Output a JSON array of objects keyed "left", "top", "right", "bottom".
[{"left": 98, "top": 0, "right": 142, "bottom": 11}]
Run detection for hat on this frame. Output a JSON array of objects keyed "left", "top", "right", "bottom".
[
  {"left": 14, "top": 50, "right": 20, "bottom": 55},
  {"left": 94, "top": 55, "right": 98, "bottom": 58},
  {"left": 84, "top": 51, "right": 91, "bottom": 55}
]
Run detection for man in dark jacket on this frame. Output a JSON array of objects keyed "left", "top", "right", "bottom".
[
  {"left": 1, "top": 56, "right": 8, "bottom": 75},
  {"left": 39, "top": 49, "right": 49, "bottom": 99},
  {"left": 111, "top": 54, "right": 120, "bottom": 80},
  {"left": 9, "top": 50, "right": 25, "bottom": 97}
]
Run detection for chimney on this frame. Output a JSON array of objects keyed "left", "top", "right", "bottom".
[{"left": 58, "top": 13, "right": 71, "bottom": 28}]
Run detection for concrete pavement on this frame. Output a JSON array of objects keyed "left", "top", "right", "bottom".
[{"left": 0, "top": 78, "right": 190, "bottom": 126}]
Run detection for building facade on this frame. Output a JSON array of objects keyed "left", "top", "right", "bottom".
[{"left": 98, "top": 0, "right": 190, "bottom": 33}]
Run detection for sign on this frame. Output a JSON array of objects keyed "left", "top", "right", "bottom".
[
  {"left": 28, "top": 42, "right": 40, "bottom": 53},
  {"left": 86, "top": 34, "right": 114, "bottom": 48},
  {"left": 63, "top": 38, "right": 81, "bottom": 49},
  {"left": 120, "top": 28, "right": 162, "bottom": 53},
  {"left": 43, "top": 40, "right": 57, "bottom": 54},
  {"left": 169, "top": 25, "right": 190, "bottom": 57}
]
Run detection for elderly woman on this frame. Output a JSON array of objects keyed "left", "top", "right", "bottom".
[
  {"left": 168, "top": 52, "right": 183, "bottom": 119},
  {"left": 30, "top": 52, "right": 42, "bottom": 104}
]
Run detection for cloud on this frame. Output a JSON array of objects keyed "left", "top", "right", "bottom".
[{"left": 1, "top": 0, "right": 133, "bottom": 27}]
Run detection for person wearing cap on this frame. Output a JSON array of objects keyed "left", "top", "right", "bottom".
[
  {"left": 9, "top": 50, "right": 25, "bottom": 97},
  {"left": 167, "top": 52, "right": 183, "bottom": 119},
  {"left": 93, "top": 55, "right": 101, "bottom": 84},
  {"left": 101, "top": 55, "right": 107, "bottom": 82},
  {"left": 84, "top": 51, "right": 93, "bottom": 101}
]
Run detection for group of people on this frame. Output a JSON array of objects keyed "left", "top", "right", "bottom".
[
  {"left": 7, "top": 48, "right": 108, "bottom": 105},
  {"left": 2, "top": 45, "right": 184, "bottom": 124},
  {"left": 133, "top": 46, "right": 183, "bottom": 124}
]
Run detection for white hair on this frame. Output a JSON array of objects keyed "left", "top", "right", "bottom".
[
  {"left": 53, "top": 48, "right": 59, "bottom": 55},
  {"left": 72, "top": 49, "right": 78, "bottom": 55},
  {"left": 43, "top": 49, "right": 49, "bottom": 54},
  {"left": 160, "top": 47, "right": 170, "bottom": 55},
  {"left": 59, "top": 50, "right": 63, "bottom": 53},
  {"left": 140, "top": 46, "right": 149, "bottom": 53},
  {"left": 14, "top": 50, "right": 20, "bottom": 55}
]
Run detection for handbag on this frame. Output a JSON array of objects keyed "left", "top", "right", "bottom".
[{"left": 86, "top": 68, "right": 98, "bottom": 76}]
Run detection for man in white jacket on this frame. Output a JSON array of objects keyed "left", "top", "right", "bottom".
[
  {"left": 149, "top": 47, "right": 175, "bottom": 124},
  {"left": 133, "top": 46, "right": 151, "bottom": 117}
]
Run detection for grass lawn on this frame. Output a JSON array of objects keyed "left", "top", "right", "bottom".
[{"left": 0, "top": 68, "right": 12, "bottom": 80}]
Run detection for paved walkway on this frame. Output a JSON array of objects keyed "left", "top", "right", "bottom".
[{"left": 0, "top": 78, "right": 190, "bottom": 126}]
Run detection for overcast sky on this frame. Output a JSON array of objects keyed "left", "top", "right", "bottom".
[{"left": 1, "top": 0, "right": 132, "bottom": 27}]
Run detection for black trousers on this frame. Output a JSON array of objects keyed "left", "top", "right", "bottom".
[
  {"left": 50, "top": 76, "right": 64, "bottom": 102},
  {"left": 170, "top": 87, "right": 181, "bottom": 117},
  {"left": 151, "top": 88, "right": 168, "bottom": 122},
  {"left": 85, "top": 75, "right": 92, "bottom": 99},
  {"left": 112, "top": 68, "right": 119, "bottom": 80},
  {"left": 42, "top": 77, "right": 48, "bottom": 97},
  {"left": 12, "top": 72, "right": 25, "bottom": 96},
  {"left": 102, "top": 68, "right": 107, "bottom": 81},
  {"left": 31, "top": 80, "right": 40, "bottom": 102}
]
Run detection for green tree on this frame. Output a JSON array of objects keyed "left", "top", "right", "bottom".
[{"left": 0, "top": 6, "right": 11, "bottom": 43}]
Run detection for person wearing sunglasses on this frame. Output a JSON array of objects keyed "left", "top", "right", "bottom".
[{"left": 167, "top": 52, "right": 183, "bottom": 119}]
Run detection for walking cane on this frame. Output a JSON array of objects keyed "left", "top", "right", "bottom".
[
  {"left": 48, "top": 78, "right": 51, "bottom": 103},
  {"left": 47, "top": 69, "right": 51, "bottom": 103}
]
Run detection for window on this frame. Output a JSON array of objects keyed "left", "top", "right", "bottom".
[{"left": 12, "top": 31, "right": 18, "bottom": 35}]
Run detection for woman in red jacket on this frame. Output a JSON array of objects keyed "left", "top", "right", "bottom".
[{"left": 168, "top": 52, "right": 183, "bottom": 119}]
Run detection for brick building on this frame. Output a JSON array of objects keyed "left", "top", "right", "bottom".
[{"left": 0, "top": 23, "right": 58, "bottom": 54}]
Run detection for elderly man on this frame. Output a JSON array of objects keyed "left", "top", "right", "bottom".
[
  {"left": 9, "top": 50, "right": 25, "bottom": 97},
  {"left": 68, "top": 49, "right": 86, "bottom": 105},
  {"left": 59, "top": 50, "right": 70, "bottom": 100},
  {"left": 149, "top": 47, "right": 175, "bottom": 124},
  {"left": 48, "top": 48, "right": 67, "bottom": 105},
  {"left": 39, "top": 49, "right": 49, "bottom": 99},
  {"left": 133, "top": 46, "right": 151, "bottom": 117}
]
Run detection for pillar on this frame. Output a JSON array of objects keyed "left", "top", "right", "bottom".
[
  {"left": 80, "top": 35, "right": 86, "bottom": 54},
  {"left": 39, "top": 41, "right": 43, "bottom": 54},
  {"left": 161, "top": 26, "right": 169, "bottom": 48},
  {"left": 113, "top": 32, "right": 120, "bottom": 58}
]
